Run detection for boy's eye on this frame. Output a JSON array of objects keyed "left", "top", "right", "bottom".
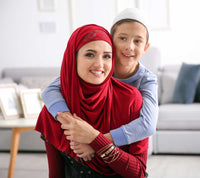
[
  {"left": 119, "top": 37, "right": 126, "bottom": 41},
  {"left": 135, "top": 39, "right": 144, "bottom": 44},
  {"left": 85, "top": 53, "right": 94, "bottom": 57}
]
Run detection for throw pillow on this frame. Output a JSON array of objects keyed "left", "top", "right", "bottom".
[
  {"left": 194, "top": 81, "right": 200, "bottom": 102},
  {"left": 172, "top": 63, "right": 200, "bottom": 103},
  {"left": 159, "top": 65, "right": 181, "bottom": 104}
]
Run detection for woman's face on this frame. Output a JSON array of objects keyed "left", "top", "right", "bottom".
[
  {"left": 113, "top": 21, "right": 149, "bottom": 68},
  {"left": 77, "top": 40, "right": 112, "bottom": 85}
]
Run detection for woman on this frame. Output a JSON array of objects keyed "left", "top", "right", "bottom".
[
  {"left": 35, "top": 24, "right": 148, "bottom": 177},
  {"left": 42, "top": 8, "right": 158, "bottom": 151}
]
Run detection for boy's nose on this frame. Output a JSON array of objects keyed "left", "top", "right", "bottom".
[{"left": 126, "top": 41, "right": 134, "bottom": 51}]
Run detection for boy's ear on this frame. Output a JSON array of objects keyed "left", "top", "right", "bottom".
[{"left": 144, "top": 43, "right": 150, "bottom": 52}]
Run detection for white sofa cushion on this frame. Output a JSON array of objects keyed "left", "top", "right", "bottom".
[
  {"left": 153, "top": 131, "right": 200, "bottom": 154},
  {"left": 157, "top": 104, "right": 200, "bottom": 130},
  {"left": 160, "top": 65, "right": 181, "bottom": 104},
  {"left": 0, "top": 77, "right": 14, "bottom": 84},
  {"left": 2, "top": 67, "right": 59, "bottom": 83},
  {"left": 140, "top": 46, "right": 161, "bottom": 75},
  {"left": 20, "top": 76, "right": 56, "bottom": 89}
]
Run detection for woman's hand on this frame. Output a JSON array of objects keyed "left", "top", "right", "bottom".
[
  {"left": 70, "top": 141, "right": 95, "bottom": 161},
  {"left": 58, "top": 112, "right": 100, "bottom": 144}
]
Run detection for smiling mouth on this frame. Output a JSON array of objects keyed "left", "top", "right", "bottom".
[
  {"left": 123, "top": 53, "right": 134, "bottom": 58},
  {"left": 90, "top": 70, "right": 104, "bottom": 75}
]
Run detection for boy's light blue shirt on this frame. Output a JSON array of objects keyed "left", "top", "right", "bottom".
[{"left": 42, "top": 63, "right": 158, "bottom": 146}]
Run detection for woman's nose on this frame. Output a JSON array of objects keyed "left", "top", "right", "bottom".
[{"left": 94, "top": 56, "right": 103, "bottom": 67}]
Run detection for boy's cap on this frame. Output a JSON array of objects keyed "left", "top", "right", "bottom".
[{"left": 112, "top": 8, "right": 150, "bottom": 35}]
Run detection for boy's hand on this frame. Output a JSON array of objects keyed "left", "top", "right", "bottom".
[
  {"left": 104, "top": 133, "right": 114, "bottom": 143},
  {"left": 70, "top": 141, "right": 95, "bottom": 161},
  {"left": 56, "top": 111, "right": 72, "bottom": 124}
]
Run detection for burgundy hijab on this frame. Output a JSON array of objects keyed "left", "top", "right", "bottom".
[
  {"left": 60, "top": 24, "right": 115, "bottom": 133},
  {"left": 35, "top": 24, "right": 147, "bottom": 175}
]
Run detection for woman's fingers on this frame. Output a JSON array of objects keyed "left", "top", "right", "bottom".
[
  {"left": 70, "top": 141, "right": 79, "bottom": 146},
  {"left": 64, "top": 130, "right": 70, "bottom": 135},
  {"left": 77, "top": 153, "right": 94, "bottom": 161}
]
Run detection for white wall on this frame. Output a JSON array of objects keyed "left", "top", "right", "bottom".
[
  {"left": 0, "top": 0, "right": 70, "bottom": 73},
  {"left": 69, "top": 0, "right": 117, "bottom": 31},
  {"left": 1, "top": 0, "right": 200, "bottom": 74},
  {"left": 150, "top": 0, "right": 200, "bottom": 66}
]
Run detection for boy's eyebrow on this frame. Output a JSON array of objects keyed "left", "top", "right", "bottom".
[
  {"left": 117, "top": 33, "right": 145, "bottom": 40},
  {"left": 135, "top": 35, "right": 145, "bottom": 39},
  {"left": 118, "top": 33, "right": 128, "bottom": 36}
]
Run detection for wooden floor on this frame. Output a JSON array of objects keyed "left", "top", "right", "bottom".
[{"left": 0, "top": 152, "right": 200, "bottom": 178}]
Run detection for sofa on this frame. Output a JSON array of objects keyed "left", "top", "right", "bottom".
[
  {"left": 0, "top": 47, "right": 200, "bottom": 154},
  {"left": 0, "top": 67, "right": 60, "bottom": 151},
  {"left": 153, "top": 64, "right": 200, "bottom": 154}
]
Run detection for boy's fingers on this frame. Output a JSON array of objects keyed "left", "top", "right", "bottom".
[
  {"left": 73, "top": 113, "right": 82, "bottom": 121},
  {"left": 57, "top": 112, "right": 65, "bottom": 117},
  {"left": 57, "top": 113, "right": 74, "bottom": 124}
]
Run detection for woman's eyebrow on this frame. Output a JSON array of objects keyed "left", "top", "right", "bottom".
[
  {"left": 104, "top": 51, "right": 112, "bottom": 54},
  {"left": 86, "top": 49, "right": 112, "bottom": 54},
  {"left": 86, "top": 49, "right": 96, "bottom": 53}
]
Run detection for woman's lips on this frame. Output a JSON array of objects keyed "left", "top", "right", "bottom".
[{"left": 90, "top": 70, "right": 104, "bottom": 77}]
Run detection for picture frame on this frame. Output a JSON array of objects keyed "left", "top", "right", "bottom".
[
  {"left": 20, "top": 89, "right": 44, "bottom": 119},
  {"left": 38, "top": 0, "right": 56, "bottom": 11},
  {"left": 68, "top": 0, "right": 116, "bottom": 32},
  {"left": 0, "top": 84, "right": 23, "bottom": 120},
  {"left": 142, "top": 0, "right": 170, "bottom": 30}
]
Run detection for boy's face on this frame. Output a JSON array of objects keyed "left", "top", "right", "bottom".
[{"left": 113, "top": 21, "right": 150, "bottom": 68}]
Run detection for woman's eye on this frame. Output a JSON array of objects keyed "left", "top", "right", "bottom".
[
  {"left": 104, "top": 54, "right": 111, "bottom": 59},
  {"left": 85, "top": 53, "right": 94, "bottom": 57}
]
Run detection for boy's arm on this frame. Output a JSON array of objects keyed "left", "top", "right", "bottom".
[
  {"left": 41, "top": 77, "right": 69, "bottom": 119},
  {"left": 110, "top": 74, "right": 158, "bottom": 146},
  {"left": 42, "top": 75, "right": 158, "bottom": 147}
]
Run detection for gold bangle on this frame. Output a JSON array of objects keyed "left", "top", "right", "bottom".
[
  {"left": 97, "top": 144, "right": 112, "bottom": 155},
  {"left": 103, "top": 148, "right": 120, "bottom": 164},
  {"left": 100, "top": 145, "right": 115, "bottom": 158}
]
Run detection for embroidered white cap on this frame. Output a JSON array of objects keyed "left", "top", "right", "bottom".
[{"left": 112, "top": 8, "right": 150, "bottom": 40}]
